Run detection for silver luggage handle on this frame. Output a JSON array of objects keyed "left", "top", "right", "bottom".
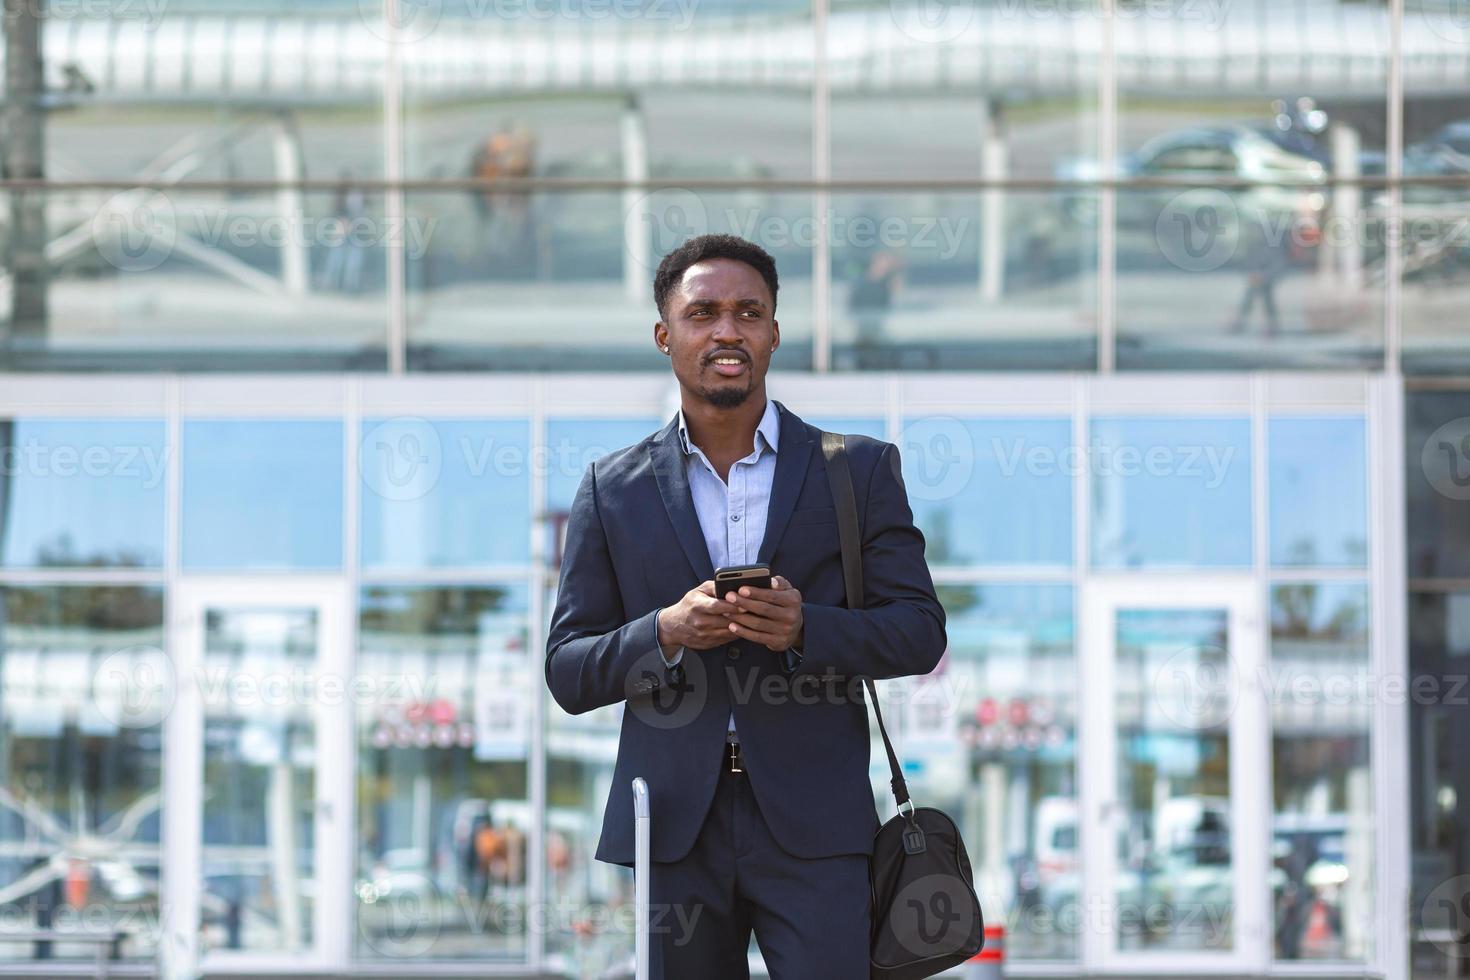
[{"left": 631, "top": 777, "right": 650, "bottom": 980}]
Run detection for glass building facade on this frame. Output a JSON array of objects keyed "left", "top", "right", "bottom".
[{"left": 0, "top": 0, "right": 1465, "bottom": 978}]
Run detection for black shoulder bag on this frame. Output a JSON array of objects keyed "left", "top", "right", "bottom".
[{"left": 819, "top": 430, "right": 985, "bottom": 980}]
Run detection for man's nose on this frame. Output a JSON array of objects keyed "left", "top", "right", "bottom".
[{"left": 710, "top": 313, "right": 742, "bottom": 341}]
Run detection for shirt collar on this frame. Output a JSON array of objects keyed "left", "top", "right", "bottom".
[{"left": 677, "top": 396, "right": 780, "bottom": 459}]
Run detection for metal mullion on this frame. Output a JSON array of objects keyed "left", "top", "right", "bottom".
[
  {"left": 527, "top": 377, "right": 548, "bottom": 975},
  {"left": 384, "top": 0, "right": 407, "bottom": 374},
  {"left": 812, "top": 0, "right": 831, "bottom": 373}
]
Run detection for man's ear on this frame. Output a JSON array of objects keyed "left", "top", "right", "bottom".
[
  {"left": 654, "top": 322, "right": 669, "bottom": 352},
  {"left": 770, "top": 320, "right": 780, "bottom": 351}
]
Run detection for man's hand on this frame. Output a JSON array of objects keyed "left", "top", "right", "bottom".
[
  {"left": 722, "top": 575, "right": 804, "bottom": 652},
  {"left": 656, "top": 580, "right": 740, "bottom": 657}
]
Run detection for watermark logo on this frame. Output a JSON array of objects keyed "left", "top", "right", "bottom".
[
  {"left": 1152, "top": 643, "right": 1238, "bottom": 730},
  {"left": 92, "top": 191, "right": 177, "bottom": 274},
  {"left": 361, "top": 0, "right": 444, "bottom": 43},
  {"left": 360, "top": 417, "right": 445, "bottom": 502},
  {"left": 91, "top": 645, "right": 176, "bottom": 729},
  {"left": 358, "top": 870, "right": 443, "bottom": 957},
  {"left": 1422, "top": 874, "right": 1470, "bottom": 958},
  {"left": 890, "top": 0, "right": 978, "bottom": 43},
  {"left": 624, "top": 646, "right": 708, "bottom": 730},
  {"left": 1420, "top": 0, "right": 1470, "bottom": 44},
  {"left": 0, "top": 437, "right": 168, "bottom": 489},
  {"left": 887, "top": 873, "right": 980, "bottom": 957},
  {"left": 1155, "top": 189, "right": 1240, "bottom": 273},
  {"left": 627, "top": 188, "right": 710, "bottom": 273},
  {"left": 899, "top": 416, "right": 975, "bottom": 502},
  {"left": 24, "top": 0, "right": 169, "bottom": 29},
  {"left": 1422, "top": 417, "right": 1470, "bottom": 501}
]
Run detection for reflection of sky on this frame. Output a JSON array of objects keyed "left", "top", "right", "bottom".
[
  {"left": 361, "top": 419, "right": 531, "bottom": 568},
  {"left": 183, "top": 420, "right": 343, "bottom": 570},
  {"left": 0, "top": 419, "right": 166, "bottom": 569},
  {"left": 945, "top": 583, "right": 1075, "bottom": 651},
  {"left": 907, "top": 418, "right": 1072, "bottom": 566},
  {"left": 941, "top": 584, "right": 1075, "bottom": 711},
  {"left": 545, "top": 419, "right": 658, "bottom": 513},
  {"left": 1268, "top": 417, "right": 1367, "bottom": 567},
  {"left": 1092, "top": 417, "right": 1252, "bottom": 568}
]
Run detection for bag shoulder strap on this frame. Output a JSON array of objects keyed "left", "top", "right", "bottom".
[{"left": 818, "top": 429, "right": 912, "bottom": 813}]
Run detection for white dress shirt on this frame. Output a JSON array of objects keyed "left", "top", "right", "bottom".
[{"left": 654, "top": 396, "right": 787, "bottom": 736}]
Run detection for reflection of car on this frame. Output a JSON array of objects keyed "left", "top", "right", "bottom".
[
  {"left": 1056, "top": 124, "right": 1332, "bottom": 232},
  {"left": 356, "top": 847, "right": 434, "bottom": 905},
  {"left": 1395, "top": 121, "right": 1470, "bottom": 283},
  {"left": 1408, "top": 119, "right": 1470, "bottom": 170}
]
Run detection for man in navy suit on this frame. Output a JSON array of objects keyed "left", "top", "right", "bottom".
[{"left": 545, "top": 234, "right": 947, "bottom": 979}]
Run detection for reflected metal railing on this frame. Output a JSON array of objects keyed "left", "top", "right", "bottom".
[{"left": 0, "top": 3, "right": 1464, "bottom": 103}]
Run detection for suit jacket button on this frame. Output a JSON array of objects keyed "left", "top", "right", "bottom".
[{"left": 726, "top": 645, "right": 740, "bottom": 660}]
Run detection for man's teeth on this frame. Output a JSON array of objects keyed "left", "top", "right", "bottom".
[{"left": 714, "top": 358, "right": 743, "bottom": 365}]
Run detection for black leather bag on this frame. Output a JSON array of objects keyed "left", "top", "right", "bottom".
[{"left": 819, "top": 430, "right": 985, "bottom": 980}]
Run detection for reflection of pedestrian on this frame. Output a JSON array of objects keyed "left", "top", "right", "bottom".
[
  {"left": 847, "top": 250, "right": 904, "bottom": 349},
  {"left": 1275, "top": 834, "right": 1318, "bottom": 959},
  {"left": 472, "top": 820, "right": 500, "bottom": 904},
  {"left": 317, "top": 168, "right": 366, "bottom": 293},
  {"left": 467, "top": 124, "right": 536, "bottom": 261},
  {"left": 1229, "top": 199, "right": 1316, "bottom": 337}
]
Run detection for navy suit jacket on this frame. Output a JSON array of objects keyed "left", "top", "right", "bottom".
[{"left": 545, "top": 399, "right": 947, "bottom": 867}]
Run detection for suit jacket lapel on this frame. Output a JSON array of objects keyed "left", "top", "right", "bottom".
[
  {"left": 757, "top": 400, "right": 814, "bottom": 567},
  {"left": 650, "top": 399, "right": 815, "bottom": 582},
  {"left": 651, "top": 411, "right": 716, "bottom": 583}
]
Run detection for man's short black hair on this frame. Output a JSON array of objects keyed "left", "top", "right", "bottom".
[{"left": 653, "top": 233, "right": 779, "bottom": 320}]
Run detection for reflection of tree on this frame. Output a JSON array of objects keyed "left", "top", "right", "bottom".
[
  {"left": 934, "top": 583, "right": 980, "bottom": 620},
  {"left": 1274, "top": 582, "right": 1320, "bottom": 637},
  {"left": 1272, "top": 582, "right": 1367, "bottom": 641},
  {"left": 359, "top": 584, "right": 510, "bottom": 635},
  {"left": 4, "top": 583, "right": 163, "bottom": 632},
  {"left": 34, "top": 533, "right": 152, "bottom": 569},
  {"left": 920, "top": 507, "right": 969, "bottom": 566},
  {"left": 1283, "top": 533, "right": 1370, "bottom": 569},
  {"left": 2, "top": 0, "right": 49, "bottom": 346}
]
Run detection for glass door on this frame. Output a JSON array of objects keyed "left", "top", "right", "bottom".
[
  {"left": 163, "top": 579, "right": 352, "bottom": 977},
  {"left": 1080, "top": 577, "right": 1269, "bottom": 974}
]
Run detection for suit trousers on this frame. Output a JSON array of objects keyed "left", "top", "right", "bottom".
[{"left": 647, "top": 742, "right": 872, "bottom": 980}]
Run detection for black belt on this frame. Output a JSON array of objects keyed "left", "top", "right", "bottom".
[{"left": 724, "top": 731, "right": 743, "bottom": 774}]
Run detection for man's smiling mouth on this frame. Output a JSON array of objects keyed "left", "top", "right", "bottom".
[{"left": 709, "top": 354, "right": 748, "bottom": 377}]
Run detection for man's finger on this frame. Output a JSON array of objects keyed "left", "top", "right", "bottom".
[
  {"left": 725, "top": 592, "right": 783, "bottom": 618},
  {"left": 733, "top": 583, "right": 798, "bottom": 605},
  {"left": 695, "top": 595, "right": 738, "bottom": 616},
  {"left": 725, "top": 610, "right": 795, "bottom": 634},
  {"left": 727, "top": 620, "right": 786, "bottom": 646}
]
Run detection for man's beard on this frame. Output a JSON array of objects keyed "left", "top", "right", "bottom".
[{"left": 702, "top": 382, "right": 753, "bottom": 409}]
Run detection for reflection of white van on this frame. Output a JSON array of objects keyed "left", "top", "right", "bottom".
[
  {"left": 1034, "top": 797, "right": 1079, "bottom": 908},
  {"left": 1157, "top": 796, "right": 1231, "bottom": 865},
  {"left": 1035, "top": 797, "right": 1078, "bottom": 875}
]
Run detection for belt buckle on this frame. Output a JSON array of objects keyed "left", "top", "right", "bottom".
[{"left": 726, "top": 732, "right": 743, "bottom": 773}]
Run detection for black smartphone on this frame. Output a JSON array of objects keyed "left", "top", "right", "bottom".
[{"left": 714, "top": 563, "right": 772, "bottom": 598}]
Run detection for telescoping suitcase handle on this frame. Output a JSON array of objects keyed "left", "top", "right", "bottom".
[{"left": 631, "top": 777, "right": 651, "bottom": 980}]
